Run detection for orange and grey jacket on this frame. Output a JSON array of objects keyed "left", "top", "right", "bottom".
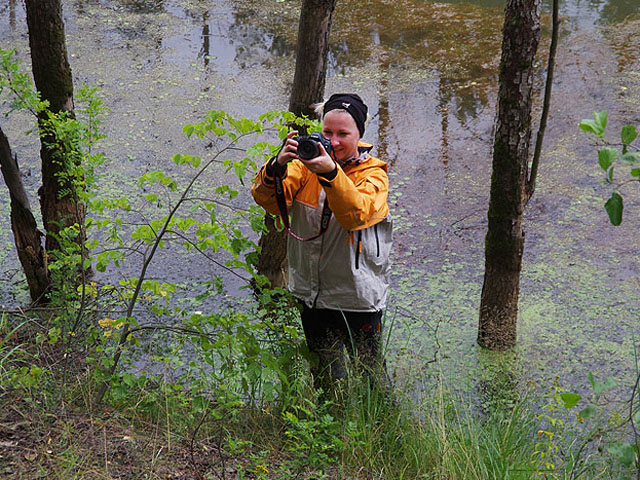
[{"left": 251, "top": 144, "right": 392, "bottom": 312}]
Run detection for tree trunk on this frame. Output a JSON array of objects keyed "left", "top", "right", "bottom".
[
  {"left": 478, "top": 0, "right": 541, "bottom": 350},
  {"left": 0, "top": 127, "right": 50, "bottom": 303},
  {"left": 256, "top": 215, "right": 289, "bottom": 288},
  {"left": 256, "top": 0, "right": 337, "bottom": 289},
  {"left": 25, "top": 0, "right": 85, "bottom": 255},
  {"left": 288, "top": 0, "right": 338, "bottom": 118},
  {"left": 9, "top": 0, "right": 17, "bottom": 29}
]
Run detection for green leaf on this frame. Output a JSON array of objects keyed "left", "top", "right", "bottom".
[
  {"left": 579, "top": 120, "right": 600, "bottom": 136},
  {"left": 560, "top": 392, "right": 581, "bottom": 409},
  {"left": 594, "top": 110, "right": 608, "bottom": 131},
  {"left": 621, "top": 124, "right": 637, "bottom": 145},
  {"left": 183, "top": 124, "right": 195, "bottom": 137},
  {"left": 605, "top": 193, "right": 623, "bottom": 226},
  {"left": 631, "top": 169, "right": 640, "bottom": 177},
  {"left": 579, "top": 111, "right": 607, "bottom": 138},
  {"left": 621, "top": 152, "right": 640, "bottom": 165},
  {"left": 598, "top": 147, "right": 618, "bottom": 171},
  {"left": 85, "top": 239, "right": 99, "bottom": 249},
  {"left": 608, "top": 442, "right": 636, "bottom": 467},
  {"left": 192, "top": 395, "right": 208, "bottom": 412},
  {"left": 579, "top": 405, "right": 597, "bottom": 419},
  {"left": 594, "top": 376, "right": 617, "bottom": 394}
]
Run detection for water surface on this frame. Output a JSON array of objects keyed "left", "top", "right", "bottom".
[{"left": 1, "top": 0, "right": 639, "bottom": 405}]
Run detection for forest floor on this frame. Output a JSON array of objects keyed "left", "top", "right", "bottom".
[
  {"left": 0, "top": 393, "right": 310, "bottom": 480},
  {"left": 0, "top": 328, "right": 319, "bottom": 480}
]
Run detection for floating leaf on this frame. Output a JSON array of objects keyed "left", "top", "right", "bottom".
[{"left": 604, "top": 193, "right": 623, "bottom": 226}]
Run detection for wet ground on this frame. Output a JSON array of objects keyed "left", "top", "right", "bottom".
[{"left": 1, "top": 0, "right": 639, "bottom": 405}]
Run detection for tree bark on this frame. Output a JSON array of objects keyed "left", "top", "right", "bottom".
[
  {"left": 25, "top": 0, "right": 85, "bottom": 255},
  {"left": 288, "top": 0, "right": 338, "bottom": 118},
  {"left": 0, "top": 127, "right": 50, "bottom": 303},
  {"left": 478, "top": 0, "right": 541, "bottom": 350},
  {"left": 256, "top": 0, "right": 337, "bottom": 289}
]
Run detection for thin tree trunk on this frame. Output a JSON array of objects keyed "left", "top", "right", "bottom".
[
  {"left": 9, "top": 0, "right": 17, "bottom": 29},
  {"left": 0, "top": 127, "right": 50, "bottom": 303},
  {"left": 478, "top": 0, "right": 541, "bottom": 350},
  {"left": 526, "top": 0, "right": 559, "bottom": 201},
  {"left": 256, "top": 0, "right": 337, "bottom": 289},
  {"left": 25, "top": 0, "right": 85, "bottom": 255}
]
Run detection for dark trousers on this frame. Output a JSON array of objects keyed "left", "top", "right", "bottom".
[{"left": 300, "top": 304, "right": 387, "bottom": 392}]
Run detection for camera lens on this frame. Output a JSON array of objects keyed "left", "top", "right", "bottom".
[{"left": 297, "top": 138, "right": 320, "bottom": 160}]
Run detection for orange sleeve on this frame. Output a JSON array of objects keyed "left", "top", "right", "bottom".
[
  {"left": 250, "top": 159, "right": 308, "bottom": 216},
  {"left": 321, "top": 165, "right": 389, "bottom": 231}
]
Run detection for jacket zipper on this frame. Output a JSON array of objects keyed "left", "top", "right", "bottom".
[
  {"left": 355, "top": 230, "right": 362, "bottom": 270},
  {"left": 374, "top": 224, "right": 380, "bottom": 257}
]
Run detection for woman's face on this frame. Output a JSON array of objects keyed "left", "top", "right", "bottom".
[{"left": 321, "top": 110, "right": 360, "bottom": 163}]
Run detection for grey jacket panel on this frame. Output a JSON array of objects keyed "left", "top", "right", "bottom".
[{"left": 287, "top": 191, "right": 393, "bottom": 312}]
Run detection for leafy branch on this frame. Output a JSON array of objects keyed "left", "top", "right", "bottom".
[
  {"left": 580, "top": 110, "right": 640, "bottom": 225},
  {"left": 94, "top": 110, "right": 312, "bottom": 405}
]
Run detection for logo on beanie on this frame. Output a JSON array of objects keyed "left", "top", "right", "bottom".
[{"left": 342, "top": 102, "right": 350, "bottom": 109}]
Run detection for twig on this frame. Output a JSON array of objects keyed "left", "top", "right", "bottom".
[
  {"left": 165, "top": 229, "right": 252, "bottom": 283},
  {"left": 189, "top": 409, "right": 210, "bottom": 480},
  {"left": 217, "top": 420, "right": 228, "bottom": 480},
  {"left": 128, "top": 324, "right": 219, "bottom": 338},
  {"left": 526, "top": 0, "right": 559, "bottom": 202},
  {"left": 183, "top": 197, "right": 250, "bottom": 213},
  {"left": 103, "top": 424, "right": 108, "bottom": 474}
]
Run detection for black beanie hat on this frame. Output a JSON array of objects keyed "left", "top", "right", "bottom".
[{"left": 323, "top": 93, "right": 368, "bottom": 137}]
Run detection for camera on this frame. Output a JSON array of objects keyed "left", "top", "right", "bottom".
[{"left": 294, "top": 132, "right": 332, "bottom": 160}]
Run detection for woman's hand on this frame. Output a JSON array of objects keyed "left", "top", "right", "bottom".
[
  {"left": 276, "top": 131, "right": 300, "bottom": 165},
  {"left": 300, "top": 142, "right": 336, "bottom": 175},
  {"left": 277, "top": 131, "right": 336, "bottom": 175}
]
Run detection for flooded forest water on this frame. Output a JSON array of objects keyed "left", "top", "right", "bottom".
[{"left": 1, "top": 0, "right": 640, "bottom": 405}]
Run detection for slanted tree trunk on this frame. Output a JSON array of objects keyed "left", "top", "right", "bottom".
[
  {"left": 25, "top": 0, "right": 85, "bottom": 256},
  {"left": 478, "top": 0, "right": 541, "bottom": 350},
  {"left": 256, "top": 0, "right": 338, "bottom": 289},
  {"left": 0, "top": 127, "right": 50, "bottom": 303}
]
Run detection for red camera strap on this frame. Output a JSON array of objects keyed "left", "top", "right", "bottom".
[{"left": 274, "top": 172, "right": 332, "bottom": 242}]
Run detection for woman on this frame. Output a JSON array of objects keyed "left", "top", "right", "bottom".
[{"left": 251, "top": 93, "right": 392, "bottom": 390}]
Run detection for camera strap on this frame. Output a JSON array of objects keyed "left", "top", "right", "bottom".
[{"left": 274, "top": 171, "right": 332, "bottom": 242}]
